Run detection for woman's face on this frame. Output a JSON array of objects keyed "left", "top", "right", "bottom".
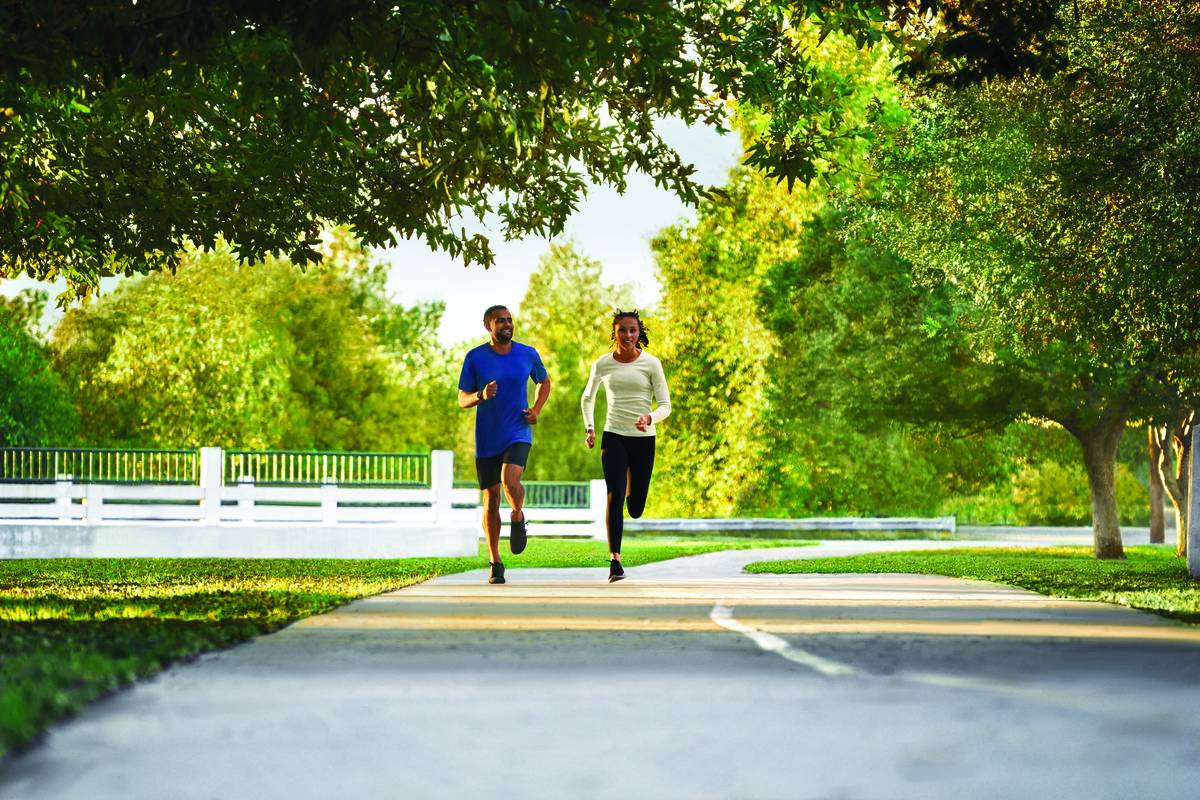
[{"left": 614, "top": 317, "right": 641, "bottom": 349}]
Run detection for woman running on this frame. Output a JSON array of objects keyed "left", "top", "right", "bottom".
[{"left": 580, "top": 310, "right": 672, "bottom": 582}]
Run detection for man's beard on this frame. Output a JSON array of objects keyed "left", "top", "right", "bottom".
[{"left": 495, "top": 328, "right": 513, "bottom": 343}]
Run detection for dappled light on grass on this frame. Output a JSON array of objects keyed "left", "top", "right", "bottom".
[{"left": 0, "top": 537, "right": 803, "bottom": 757}]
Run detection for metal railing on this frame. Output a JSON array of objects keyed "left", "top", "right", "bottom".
[
  {"left": 0, "top": 447, "right": 199, "bottom": 484},
  {"left": 0, "top": 448, "right": 586, "bottom": 505},
  {"left": 525, "top": 481, "right": 590, "bottom": 508},
  {"left": 453, "top": 480, "right": 591, "bottom": 508},
  {"left": 224, "top": 450, "right": 431, "bottom": 486}
]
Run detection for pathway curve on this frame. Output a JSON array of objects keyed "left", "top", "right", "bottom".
[{"left": 2, "top": 540, "right": 1198, "bottom": 799}]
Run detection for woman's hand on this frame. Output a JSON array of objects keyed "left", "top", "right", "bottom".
[
  {"left": 635, "top": 414, "right": 652, "bottom": 432},
  {"left": 585, "top": 429, "right": 596, "bottom": 449}
]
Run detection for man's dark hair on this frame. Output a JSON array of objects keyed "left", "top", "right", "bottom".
[
  {"left": 611, "top": 309, "right": 649, "bottom": 349},
  {"left": 483, "top": 304, "right": 509, "bottom": 324}
]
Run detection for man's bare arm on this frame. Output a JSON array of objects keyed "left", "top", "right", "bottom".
[
  {"left": 533, "top": 377, "right": 552, "bottom": 414},
  {"left": 523, "top": 377, "right": 552, "bottom": 424},
  {"left": 459, "top": 380, "right": 498, "bottom": 409}
]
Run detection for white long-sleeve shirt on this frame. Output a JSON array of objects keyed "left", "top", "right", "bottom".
[{"left": 580, "top": 351, "right": 672, "bottom": 437}]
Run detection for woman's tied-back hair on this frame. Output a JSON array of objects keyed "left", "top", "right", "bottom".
[{"left": 611, "top": 309, "right": 649, "bottom": 350}]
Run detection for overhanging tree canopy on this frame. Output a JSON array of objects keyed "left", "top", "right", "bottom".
[
  {"left": 1, "top": 1, "right": 1067, "bottom": 297},
  {"left": 853, "top": 0, "right": 1200, "bottom": 558}
]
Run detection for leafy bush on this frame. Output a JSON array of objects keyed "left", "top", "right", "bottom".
[
  {"left": 1011, "top": 462, "right": 1090, "bottom": 525},
  {"left": 0, "top": 302, "right": 78, "bottom": 446}
]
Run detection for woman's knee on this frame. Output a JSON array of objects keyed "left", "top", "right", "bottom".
[{"left": 627, "top": 497, "right": 647, "bottom": 518}]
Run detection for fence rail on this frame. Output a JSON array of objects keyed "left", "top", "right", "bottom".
[{"left": 0, "top": 447, "right": 198, "bottom": 485}]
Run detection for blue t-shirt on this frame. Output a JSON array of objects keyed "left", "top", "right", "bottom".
[{"left": 458, "top": 342, "right": 548, "bottom": 457}]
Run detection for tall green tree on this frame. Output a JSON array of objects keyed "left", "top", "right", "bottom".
[
  {"left": 651, "top": 172, "right": 791, "bottom": 517},
  {"left": 854, "top": 0, "right": 1200, "bottom": 557},
  {"left": 517, "top": 241, "right": 633, "bottom": 482},
  {"left": 1, "top": 1, "right": 1071, "bottom": 297},
  {"left": 51, "top": 235, "right": 447, "bottom": 450},
  {"left": 760, "top": 205, "right": 1023, "bottom": 515},
  {"left": 650, "top": 23, "right": 906, "bottom": 518}
]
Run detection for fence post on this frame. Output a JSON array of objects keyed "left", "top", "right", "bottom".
[
  {"left": 589, "top": 479, "right": 607, "bottom": 541},
  {"left": 322, "top": 477, "right": 338, "bottom": 525},
  {"left": 56, "top": 477, "right": 73, "bottom": 522},
  {"left": 199, "top": 447, "right": 224, "bottom": 525},
  {"left": 85, "top": 484, "right": 104, "bottom": 525},
  {"left": 238, "top": 476, "right": 256, "bottom": 523},
  {"left": 431, "top": 450, "right": 454, "bottom": 524}
]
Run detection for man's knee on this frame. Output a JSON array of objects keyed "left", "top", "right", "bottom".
[
  {"left": 501, "top": 467, "right": 524, "bottom": 493},
  {"left": 482, "top": 486, "right": 502, "bottom": 508}
]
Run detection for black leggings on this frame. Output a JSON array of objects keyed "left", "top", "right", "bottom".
[{"left": 600, "top": 431, "right": 656, "bottom": 554}]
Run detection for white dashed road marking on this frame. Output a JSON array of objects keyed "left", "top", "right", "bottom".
[{"left": 709, "top": 601, "right": 859, "bottom": 677}]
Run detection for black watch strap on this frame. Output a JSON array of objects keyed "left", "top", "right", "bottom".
[{"left": 476, "top": 388, "right": 485, "bottom": 401}]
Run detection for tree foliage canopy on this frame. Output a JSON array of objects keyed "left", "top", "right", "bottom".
[
  {"left": 51, "top": 232, "right": 447, "bottom": 450},
  {"left": 843, "top": 0, "right": 1200, "bottom": 556},
  {"left": 2, "top": 1, "right": 1069, "bottom": 297}
]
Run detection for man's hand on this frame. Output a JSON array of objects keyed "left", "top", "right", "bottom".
[
  {"left": 585, "top": 429, "right": 595, "bottom": 449},
  {"left": 523, "top": 407, "right": 539, "bottom": 425},
  {"left": 482, "top": 380, "right": 498, "bottom": 401}
]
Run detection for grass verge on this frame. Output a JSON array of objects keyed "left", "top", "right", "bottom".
[
  {"left": 746, "top": 545, "right": 1200, "bottom": 625},
  {"left": 0, "top": 535, "right": 806, "bottom": 758}
]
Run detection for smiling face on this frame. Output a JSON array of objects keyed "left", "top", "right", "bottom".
[
  {"left": 485, "top": 307, "right": 514, "bottom": 343},
  {"left": 613, "top": 316, "right": 641, "bottom": 351}
]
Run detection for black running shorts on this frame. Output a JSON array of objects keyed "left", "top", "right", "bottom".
[{"left": 475, "top": 442, "right": 532, "bottom": 489}]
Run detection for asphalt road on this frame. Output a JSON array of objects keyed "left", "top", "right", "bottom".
[{"left": 3, "top": 542, "right": 1199, "bottom": 800}]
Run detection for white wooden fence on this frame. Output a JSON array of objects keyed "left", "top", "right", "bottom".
[
  {"left": 0, "top": 449, "right": 607, "bottom": 539},
  {"left": 0, "top": 446, "right": 960, "bottom": 547}
]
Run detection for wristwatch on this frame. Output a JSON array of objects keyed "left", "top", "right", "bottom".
[{"left": 476, "top": 388, "right": 485, "bottom": 401}]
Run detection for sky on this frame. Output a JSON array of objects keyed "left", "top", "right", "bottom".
[
  {"left": 381, "top": 117, "right": 743, "bottom": 345},
  {"left": 3, "top": 118, "right": 743, "bottom": 346}
]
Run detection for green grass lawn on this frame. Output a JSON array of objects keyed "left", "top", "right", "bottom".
[
  {"left": 0, "top": 535, "right": 807, "bottom": 758},
  {"left": 747, "top": 545, "right": 1200, "bottom": 625}
]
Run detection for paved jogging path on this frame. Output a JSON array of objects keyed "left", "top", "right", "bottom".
[{"left": 3, "top": 540, "right": 1199, "bottom": 800}]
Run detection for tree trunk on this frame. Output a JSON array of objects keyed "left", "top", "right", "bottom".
[
  {"left": 1075, "top": 415, "right": 1127, "bottom": 559},
  {"left": 1148, "top": 426, "right": 1165, "bottom": 544},
  {"left": 1175, "top": 431, "right": 1191, "bottom": 558},
  {"left": 1156, "top": 412, "right": 1194, "bottom": 557},
  {"left": 1156, "top": 430, "right": 1183, "bottom": 544}
]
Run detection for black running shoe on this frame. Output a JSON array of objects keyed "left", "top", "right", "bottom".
[
  {"left": 608, "top": 559, "right": 625, "bottom": 583},
  {"left": 488, "top": 561, "right": 506, "bottom": 585},
  {"left": 509, "top": 516, "right": 528, "bottom": 555}
]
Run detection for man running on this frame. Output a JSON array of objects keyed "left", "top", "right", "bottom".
[{"left": 458, "top": 304, "right": 551, "bottom": 584}]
